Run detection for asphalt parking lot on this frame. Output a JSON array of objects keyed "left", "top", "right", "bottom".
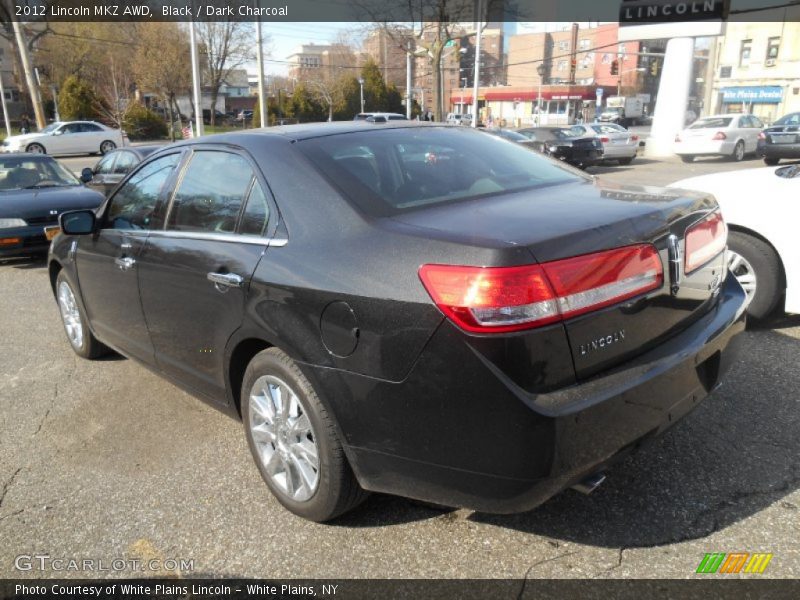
[{"left": 1, "top": 151, "right": 799, "bottom": 582}]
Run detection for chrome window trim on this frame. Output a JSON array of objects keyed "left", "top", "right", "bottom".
[{"left": 145, "top": 229, "right": 287, "bottom": 247}]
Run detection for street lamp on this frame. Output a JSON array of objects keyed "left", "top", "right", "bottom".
[
  {"left": 358, "top": 78, "right": 364, "bottom": 114},
  {"left": 536, "top": 63, "right": 546, "bottom": 124}
]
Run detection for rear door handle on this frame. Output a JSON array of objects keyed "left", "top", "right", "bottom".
[
  {"left": 207, "top": 272, "right": 244, "bottom": 289},
  {"left": 115, "top": 256, "right": 135, "bottom": 271}
]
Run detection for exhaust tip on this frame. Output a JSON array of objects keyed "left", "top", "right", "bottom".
[{"left": 571, "top": 472, "right": 607, "bottom": 495}]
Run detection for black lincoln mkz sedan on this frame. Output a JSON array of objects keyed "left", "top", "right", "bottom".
[{"left": 49, "top": 123, "right": 746, "bottom": 522}]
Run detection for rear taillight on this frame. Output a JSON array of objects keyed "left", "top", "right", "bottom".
[
  {"left": 630, "top": 135, "right": 639, "bottom": 142},
  {"left": 599, "top": 136, "right": 610, "bottom": 143},
  {"left": 419, "top": 244, "right": 663, "bottom": 334},
  {"left": 712, "top": 131, "right": 727, "bottom": 141},
  {"left": 685, "top": 211, "right": 727, "bottom": 274},
  {"left": 758, "top": 132, "right": 766, "bottom": 140}
]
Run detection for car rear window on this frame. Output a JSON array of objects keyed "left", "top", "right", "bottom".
[
  {"left": 689, "top": 117, "right": 732, "bottom": 129},
  {"left": 298, "top": 127, "right": 585, "bottom": 216}
]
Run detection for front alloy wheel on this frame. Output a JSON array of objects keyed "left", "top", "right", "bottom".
[
  {"left": 100, "top": 140, "right": 116, "bottom": 155},
  {"left": 727, "top": 251, "right": 757, "bottom": 305},
  {"left": 55, "top": 271, "right": 109, "bottom": 359},
  {"left": 58, "top": 280, "right": 84, "bottom": 350}
]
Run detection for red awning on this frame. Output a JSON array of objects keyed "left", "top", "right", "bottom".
[{"left": 451, "top": 87, "right": 609, "bottom": 103}]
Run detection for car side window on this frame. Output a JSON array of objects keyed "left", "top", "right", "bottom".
[
  {"left": 239, "top": 180, "right": 270, "bottom": 237},
  {"left": 750, "top": 116, "right": 763, "bottom": 128},
  {"left": 80, "top": 123, "right": 103, "bottom": 133},
  {"left": 62, "top": 124, "right": 81, "bottom": 134},
  {"left": 94, "top": 153, "right": 116, "bottom": 175},
  {"left": 167, "top": 151, "right": 255, "bottom": 233},
  {"left": 113, "top": 152, "right": 137, "bottom": 174},
  {"left": 105, "top": 153, "right": 180, "bottom": 230}
]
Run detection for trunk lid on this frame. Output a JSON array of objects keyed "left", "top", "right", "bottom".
[{"left": 391, "top": 178, "right": 725, "bottom": 380}]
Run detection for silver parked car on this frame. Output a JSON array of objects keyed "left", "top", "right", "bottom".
[
  {"left": 1, "top": 121, "right": 128, "bottom": 157},
  {"left": 569, "top": 123, "right": 639, "bottom": 165}
]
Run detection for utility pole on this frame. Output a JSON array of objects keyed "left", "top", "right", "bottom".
[
  {"left": 11, "top": 18, "right": 45, "bottom": 129},
  {"left": 189, "top": 18, "right": 204, "bottom": 136},
  {"left": 255, "top": 19, "right": 267, "bottom": 128},
  {"left": 406, "top": 41, "right": 412, "bottom": 119},
  {"left": 0, "top": 60, "right": 11, "bottom": 137},
  {"left": 471, "top": 0, "right": 483, "bottom": 127}
]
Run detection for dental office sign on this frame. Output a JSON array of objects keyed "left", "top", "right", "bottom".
[
  {"left": 722, "top": 86, "right": 783, "bottom": 103},
  {"left": 618, "top": 0, "right": 728, "bottom": 41}
]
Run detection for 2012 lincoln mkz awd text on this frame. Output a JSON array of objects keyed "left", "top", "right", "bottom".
[{"left": 49, "top": 123, "right": 746, "bottom": 522}]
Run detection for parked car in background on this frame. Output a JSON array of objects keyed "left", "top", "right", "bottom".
[
  {"left": 0, "top": 154, "right": 104, "bottom": 258},
  {"left": 81, "top": 145, "right": 162, "bottom": 197},
  {"left": 481, "top": 127, "right": 539, "bottom": 149},
  {"left": 1, "top": 121, "right": 127, "bottom": 157},
  {"left": 674, "top": 114, "right": 763, "bottom": 163},
  {"left": 446, "top": 113, "right": 473, "bottom": 125},
  {"left": 569, "top": 122, "right": 639, "bottom": 165},
  {"left": 49, "top": 123, "right": 745, "bottom": 521},
  {"left": 517, "top": 126, "right": 604, "bottom": 168},
  {"left": 670, "top": 163, "right": 800, "bottom": 320},
  {"left": 757, "top": 112, "right": 800, "bottom": 166},
  {"left": 237, "top": 110, "right": 254, "bottom": 123},
  {"left": 353, "top": 112, "right": 407, "bottom": 122}
]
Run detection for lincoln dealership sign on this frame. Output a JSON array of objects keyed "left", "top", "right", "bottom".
[
  {"left": 620, "top": 0, "right": 727, "bottom": 23},
  {"left": 617, "top": 0, "right": 727, "bottom": 41}
]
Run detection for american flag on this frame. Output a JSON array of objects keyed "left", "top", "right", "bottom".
[{"left": 181, "top": 122, "right": 194, "bottom": 139}]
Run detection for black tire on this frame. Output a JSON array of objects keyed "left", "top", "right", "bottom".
[
  {"left": 618, "top": 157, "right": 634, "bottom": 165},
  {"left": 99, "top": 140, "right": 116, "bottom": 155},
  {"left": 242, "top": 347, "right": 368, "bottom": 522},
  {"left": 727, "top": 231, "right": 783, "bottom": 321},
  {"left": 764, "top": 157, "right": 780, "bottom": 166},
  {"left": 680, "top": 155, "right": 695, "bottom": 163},
  {"left": 55, "top": 270, "right": 109, "bottom": 359},
  {"left": 731, "top": 140, "right": 745, "bottom": 162},
  {"left": 26, "top": 143, "right": 45, "bottom": 154}
]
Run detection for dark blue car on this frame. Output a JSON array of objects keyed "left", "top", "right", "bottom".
[{"left": 0, "top": 154, "right": 104, "bottom": 258}]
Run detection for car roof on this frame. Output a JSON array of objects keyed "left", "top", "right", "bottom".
[{"left": 158, "top": 121, "right": 447, "bottom": 149}]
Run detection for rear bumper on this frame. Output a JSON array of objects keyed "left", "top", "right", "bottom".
[
  {"left": 674, "top": 140, "right": 733, "bottom": 156},
  {"left": 762, "top": 143, "right": 800, "bottom": 159},
  {"left": 601, "top": 144, "right": 638, "bottom": 159},
  {"left": 306, "top": 274, "right": 747, "bottom": 513}
]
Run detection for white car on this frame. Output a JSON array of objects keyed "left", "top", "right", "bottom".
[
  {"left": 669, "top": 164, "right": 800, "bottom": 320},
  {"left": 674, "top": 114, "right": 763, "bottom": 163},
  {"left": 569, "top": 122, "right": 639, "bottom": 164},
  {"left": 1, "top": 121, "right": 127, "bottom": 157},
  {"left": 446, "top": 113, "right": 473, "bottom": 125}
]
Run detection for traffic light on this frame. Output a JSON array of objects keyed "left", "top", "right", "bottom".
[
  {"left": 650, "top": 59, "right": 660, "bottom": 77},
  {"left": 610, "top": 59, "right": 619, "bottom": 75}
]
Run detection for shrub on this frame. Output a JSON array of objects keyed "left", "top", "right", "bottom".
[
  {"left": 58, "top": 75, "right": 100, "bottom": 121},
  {"left": 122, "top": 103, "right": 168, "bottom": 140}
]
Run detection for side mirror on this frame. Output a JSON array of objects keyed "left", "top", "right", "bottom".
[
  {"left": 60, "top": 210, "right": 96, "bottom": 235},
  {"left": 52, "top": 129, "right": 63, "bottom": 136},
  {"left": 80, "top": 167, "right": 93, "bottom": 183}
]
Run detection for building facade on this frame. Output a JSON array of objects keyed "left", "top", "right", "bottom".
[{"left": 708, "top": 22, "right": 800, "bottom": 121}]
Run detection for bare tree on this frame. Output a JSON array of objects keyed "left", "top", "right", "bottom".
[
  {"left": 197, "top": 22, "right": 255, "bottom": 126},
  {"left": 134, "top": 22, "right": 192, "bottom": 140}
]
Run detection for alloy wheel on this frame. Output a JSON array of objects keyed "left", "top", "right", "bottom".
[
  {"left": 248, "top": 375, "right": 319, "bottom": 502},
  {"left": 57, "top": 281, "right": 83, "bottom": 349},
  {"left": 728, "top": 250, "right": 756, "bottom": 304},
  {"left": 100, "top": 141, "right": 116, "bottom": 154},
  {"left": 734, "top": 142, "right": 744, "bottom": 161}
]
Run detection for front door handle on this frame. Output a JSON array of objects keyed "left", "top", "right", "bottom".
[
  {"left": 207, "top": 272, "right": 244, "bottom": 289},
  {"left": 115, "top": 256, "right": 135, "bottom": 271}
]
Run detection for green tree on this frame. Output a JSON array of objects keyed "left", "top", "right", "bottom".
[
  {"left": 289, "top": 83, "right": 325, "bottom": 123},
  {"left": 360, "top": 58, "right": 387, "bottom": 112},
  {"left": 58, "top": 75, "right": 101, "bottom": 120},
  {"left": 333, "top": 75, "right": 361, "bottom": 120}
]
